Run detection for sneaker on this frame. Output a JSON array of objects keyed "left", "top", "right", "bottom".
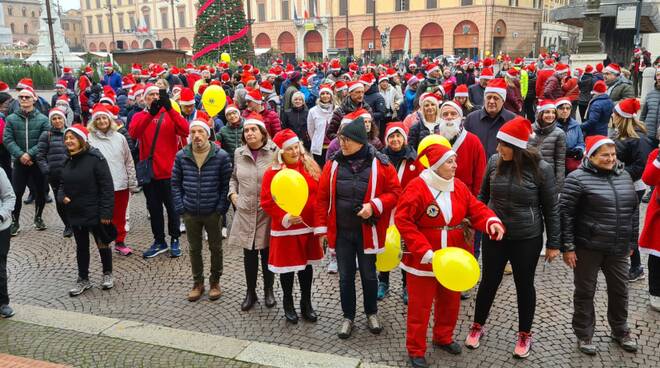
[
  {"left": 513, "top": 332, "right": 532, "bottom": 358},
  {"left": 611, "top": 332, "right": 638, "bottom": 352},
  {"left": 115, "top": 242, "right": 133, "bottom": 256},
  {"left": 69, "top": 278, "right": 92, "bottom": 297},
  {"left": 0, "top": 304, "right": 15, "bottom": 318},
  {"left": 169, "top": 238, "right": 182, "bottom": 258},
  {"left": 327, "top": 255, "right": 338, "bottom": 274},
  {"left": 221, "top": 227, "right": 227, "bottom": 237},
  {"left": 651, "top": 295, "right": 660, "bottom": 312},
  {"left": 142, "top": 242, "right": 168, "bottom": 259},
  {"left": 577, "top": 339, "right": 597, "bottom": 355},
  {"left": 34, "top": 216, "right": 47, "bottom": 231},
  {"left": 402, "top": 288, "right": 408, "bottom": 305},
  {"left": 433, "top": 340, "right": 462, "bottom": 355},
  {"left": 101, "top": 273, "right": 114, "bottom": 290},
  {"left": 338, "top": 318, "right": 353, "bottom": 339},
  {"left": 10, "top": 221, "right": 20, "bottom": 237},
  {"left": 179, "top": 221, "right": 186, "bottom": 233},
  {"left": 377, "top": 281, "right": 389, "bottom": 300},
  {"left": 465, "top": 323, "right": 484, "bottom": 349},
  {"left": 366, "top": 314, "right": 383, "bottom": 334},
  {"left": 628, "top": 267, "right": 645, "bottom": 282},
  {"left": 45, "top": 194, "right": 53, "bottom": 203},
  {"left": 504, "top": 263, "right": 513, "bottom": 275},
  {"left": 63, "top": 226, "right": 73, "bottom": 238},
  {"left": 23, "top": 193, "right": 34, "bottom": 204}
]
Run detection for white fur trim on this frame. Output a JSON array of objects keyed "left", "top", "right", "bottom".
[
  {"left": 225, "top": 106, "right": 240, "bottom": 115},
  {"left": 144, "top": 85, "right": 159, "bottom": 96},
  {"left": 614, "top": 104, "right": 634, "bottom": 119},
  {"left": 653, "top": 159, "right": 660, "bottom": 169},
  {"left": 441, "top": 101, "right": 464, "bottom": 118},
  {"left": 430, "top": 150, "right": 457, "bottom": 171},
  {"left": 555, "top": 98, "right": 571, "bottom": 108},
  {"left": 496, "top": 131, "right": 528, "bottom": 149},
  {"left": 421, "top": 249, "right": 434, "bottom": 264},
  {"left": 485, "top": 87, "right": 506, "bottom": 100},
  {"left": 586, "top": 138, "right": 615, "bottom": 157},
  {"left": 189, "top": 121, "right": 210, "bottom": 136},
  {"left": 639, "top": 248, "right": 660, "bottom": 257},
  {"left": 479, "top": 74, "right": 494, "bottom": 80},
  {"left": 65, "top": 127, "right": 88, "bottom": 142},
  {"left": 454, "top": 91, "right": 468, "bottom": 97},
  {"left": 244, "top": 119, "right": 266, "bottom": 130},
  {"left": 268, "top": 264, "right": 312, "bottom": 273},
  {"left": 399, "top": 263, "right": 435, "bottom": 277},
  {"left": 369, "top": 158, "right": 380, "bottom": 251},
  {"left": 348, "top": 82, "right": 364, "bottom": 92},
  {"left": 270, "top": 227, "right": 314, "bottom": 237},
  {"left": 364, "top": 246, "right": 385, "bottom": 255},
  {"left": 314, "top": 226, "right": 327, "bottom": 235},
  {"left": 91, "top": 110, "right": 113, "bottom": 122},
  {"left": 245, "top": 94, "right": 263, "bottom": 104},
  {"left": 604, "top": 65, "right": 620, "bottom": 75},
  {"left": 371, "top": 198, "right": 383, "bottom": 214},
  {"left": 281, "top": 136, "right": 299, "bottom": 150},
  {"left": 319, "top": 87, "right": 333, "bottom": 95},
  {"left": 49, "top": 110, "right": 66, "bottom": 121},
  {"left": 179, "top": 99, "right": 195, "bottom": 106},
  {"left": 537, "top": 102, "right": 557, "bottom": 113}
]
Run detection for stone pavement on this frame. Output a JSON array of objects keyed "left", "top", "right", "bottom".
[{"left": 4, "top": 192, "right": 658, "bottom": 367}]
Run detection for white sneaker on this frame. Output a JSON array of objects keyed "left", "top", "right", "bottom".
[
  {"left": 222, "top": 227, "right": 227, "bottom": 237},
  {"left": 124, "top": 221, "right": 130, "bottom": 233},
  {"left": 204, "top": 230, "right": 208, "bottom": 240},
  {"left": 651, "top": 295, "right": 660, "bottom": 312},
  {"left": 179, "top": 222, "right": 186, "bottom": 233},
  {"left": 540, "top": 247, "right": 546, "bottom": 256},
  {"left": 327, "top": 254, "right": 338, "bottom": 274}
]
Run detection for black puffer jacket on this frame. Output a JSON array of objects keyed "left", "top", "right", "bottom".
[
  {"left": 36, "top": 127, "right": 68, "bottom": 179},
  {"left": 281, "top": 105, "right": 310, "bottom": 146},
  {"left": 578, "top": 73, "right": 597, "bottom": 105},
  {"left": 528, "top": 121, "right": 567, "bottom": 189},
  {"left": 560, "top": 159, "right": 639, "bottom": 255},
  {"left": 58, "top": 147, "right": 114, "bottom": 226},
  {"left": 364, "top": 83, "right": 386, "bottom": 129},
  {"left": 614, "top": 132, "right": 652, "bottom": 183},
  {"left": 478, "top": 154, "right": 560, "bottom": 247},
  {"left": 327, "top": 97, "right": 375, "bottom": 140}
]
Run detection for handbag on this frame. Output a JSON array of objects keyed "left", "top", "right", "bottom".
[{"left": 136, "top": 113, "right": 164, "bottom": 186}]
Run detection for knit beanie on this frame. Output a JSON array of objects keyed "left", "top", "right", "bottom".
[{"left": 340, "top": 117, "right": 368, "bottom": 145}]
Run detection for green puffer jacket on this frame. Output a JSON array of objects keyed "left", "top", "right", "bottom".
[
  {"left": 3, "top": 109, "right": 50, "bottom": 159},
  {"left": 215, "top": 120, "right": 244, "bottom": 161}
]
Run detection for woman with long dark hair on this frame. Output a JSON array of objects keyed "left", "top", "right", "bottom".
[{"left": 466, "top": 116, "right": 560, "bottom": 359}]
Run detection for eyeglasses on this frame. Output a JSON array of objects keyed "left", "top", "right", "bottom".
[
  {"left": 18, "top": 96, "right": 32, "bottom": 100},
  {"left": 557, "top": 106, "right": 571, "bottom": 111}
]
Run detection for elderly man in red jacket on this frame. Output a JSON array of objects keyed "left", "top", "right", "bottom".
[{"left": 129, "top": 84, "right": 189, "bottom": 259}]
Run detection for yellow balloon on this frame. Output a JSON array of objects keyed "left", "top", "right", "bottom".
[
  {"left": 201, "top": 85, "right": 227, "bottom": 117},
  {"left": 376, "top": 225, "right": 401, "bottom": 272},
  {"left": 221, "top": 52, "right": 231, "bottom": 63},
  {"left": 417, "top": 134, "right": 452, "bottom": 168},
  {"left": 432, "top": 247, "right": 480, "bottom": 292},
  {"left": 171, "top": 99, "right": 181, "bottom": 114},
  {"left": 271, "top": 168, "right": 309, "bottom": 216}
]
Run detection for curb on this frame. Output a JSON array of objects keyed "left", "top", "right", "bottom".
[{"left": 10, "top": 304, "right": 395, "bottom": 368}]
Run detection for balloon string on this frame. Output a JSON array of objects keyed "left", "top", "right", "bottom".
[{"left": 301, "top": 220, "right": 312, "bottom": 229}]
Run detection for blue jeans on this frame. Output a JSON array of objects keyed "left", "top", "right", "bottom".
[{"left": 335, "top": 230, "right": 378, "bottom": 320}]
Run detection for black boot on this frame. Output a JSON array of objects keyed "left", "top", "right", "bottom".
[
  {"left": 262, "top": 251, "right": 276, "bottom": 308},
  {"left": 242, "top": 249, "right": 259, "bottom": 311},
  {"left": 300, "top": 298, "right": 318, "bottom": 322},
  {"left": 264, "top": 287, "right": 276, "bottom": 308},
  {"left": 283, "top": 295, "right": 298, "bottom": 324},
  {"left": 298, "top": 266, "right": 317, "bottom": 322},
  {"left": 241, "top": 289, "right": 257, "bottom": 311}
]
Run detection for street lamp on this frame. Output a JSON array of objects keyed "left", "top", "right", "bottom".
[
  {"left": 103, "top": 0, "right": 116, "bottom": 50},
  {"left": 163, "top": 0, "right": 180, "bottom": 49}
]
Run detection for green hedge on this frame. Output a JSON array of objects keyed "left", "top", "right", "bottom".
[{"left": 0, "top": 64, "right": 55, "bottom": 89}]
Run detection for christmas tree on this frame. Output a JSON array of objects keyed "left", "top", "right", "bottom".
[{"left": 192, "top": 0, "right": 253, "bottom": 62}]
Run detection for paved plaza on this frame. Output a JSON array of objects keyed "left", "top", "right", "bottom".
[{"left": 0, "top": 191, "right": 657, "bottom": 368}]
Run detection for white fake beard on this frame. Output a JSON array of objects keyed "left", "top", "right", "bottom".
[{"left": 438, "top": 119, "right": 461, "bottom": 140}]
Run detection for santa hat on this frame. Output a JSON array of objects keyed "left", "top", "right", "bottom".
[
  {"left": 189, "top": 119, "right": 211, "bottom": 136},
  {"left": 419, "top": 143, "right": 457, "bottom": 171},
  {"left": 152, "top": 64, "right": 166, "bottom": 76},
  {"left": 480, "top": 68, "right": 494, "bottom": 80},
  {"left": 454, "top": 84, "right": 468, "bottom": 98},
  {"left": 65, "top": 124, "right": 89, "bottom": 142},
  {"left": 131, "top": 84, "right": 144, "bottom": 100},
  {"left": 0, "top": 82, "right": 8, "bottom": 93},
  {"left": 319, "top": 84, "right": 333, "bottom": 95},
  {"left": 555, "top": 63, "right": 570, "bottom": 74},
  {"left": 378, "top": 74, "right": 389, "bottom": 84},
  {"left": 543, "top": 59, "right": 555, "bottom": 67},
  {"left": 385, "top": 122, "right": 407, "bottom": 144},
  {"left": 171, "top": 85, "right": 183, "bottom": 96},
  {"left": 259, "top": 81, "right": 274, "bottom": 94},
  {"left": 347, "top": 81, "right": 364, "bottom": 93},
  {"left": 483, "top": 58, "right": 494, "bottom": 68},
  {"left": 513, "top": 57, "right": 523, "bottom": 66},
  {"left": 408, "top": 61, "right": 417, "bottom": 69},
  {"left": 334, "top": 81, "right": 347, "bottom": 92},
  {"left": 62, "top": 67, "right": 72, "bottom": 74},
  {"left": 426, "top": 63, "right": 440, "bottom": 74},
  {"left": 406, "top": 76, "right": 419, "bottom": 86},
  {"left": 359, "top": 73, "right": 374, "bottom": 86},
  {"left": 526, "top": 63, "right": 537, "bottom": 72},
  {"left": 585, "top": 64, "right": 594, "bottom": 74},
  {"left": 91, "top": 104, "right": 114, "bottom": 122},
  {"left": 420, "top": 92, "right": 441, "bottom": 106},
  {"left": 329, "top": 59, "right": 341, "bottom": 71},
  {"left": 536, "top": 99, "right": 556, "bottom": 113},
  {"left": 441, "top": 100, "right": 464, "bottom": 118},
  {"left": 122, "top": 76, "right": 135, "bottom": 89},
  {"left": 55, "top": 79, "right": 68, "bottom": 89},
  {"left": 103, "top": 62, "right": 113, "bottom": 70},
  {"left": 496, "top": 116, "right": 534, "bottom": 149},
  {"left": 17, "top": 78, "right": 33, "bottom": 89},
  {"left": 614, "top": 98, "right": 641, "bottom": 119},
  {"left": 485, "top": 78, "right": 507, "bottom": 100},
  {"left": 17, "top": 86, "right": 36, "bottom": 98},
  {"left": 246, "top": 89, "right": 263, "bottom": 104},
  {"left": 591, "top": 80, "right": 607, "bottom": 94},
  {"left": 341, "top": 108, "right": 371, "bottom": 126},
  {"left": 224, "top": 104, "right": 240, "bottom": 116},
  {"left": 585, "top": 135, "right": 615, "bottom": 157},
  {"left": 243, "top": 113, "right": 266, "bottom": 131},
  {"left": 84, "top": 66, "right": 93, "bottom": 74},
  {"left": 100, "top": 86, "right": 116, "bottom": 105},
  {"left": 604, "top": 63, "right": 621, "bottom": 75},
  {"left": 48, "top": 107, "right": 67, "bottom": 121},
  {"left": 634, "top": 48, "right": 642, "bottom": 56},
  {"left": 56, "top": 94, "right": 70, "bottom": 106},
  {"left": 273, "top": 129, "right": 300, "bottom": 162},
  {"left": 596, "top": 63, "right": 604, "bottom": 73},
  {"left": 416, "top": 72, "right": 425, "bottom": 82},
  {"left": 132, "top": 64, "right": 142, "bottom": 73},
  {"left": 179, "top": 88, "right": 195, "bottom": 106},
  {"left": 555, "top": 98, "right": 572, "bottom": 109},
  {"left": 506, "top": 68, "right": 519, "bottom": 79},
  {"left": 144, "top": 83, "right": 159, "bottom": 96}
]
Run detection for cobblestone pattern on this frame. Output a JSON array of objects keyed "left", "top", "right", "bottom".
[
  {"left": 5, "top": 178, "right": 659, "bottom": 368},
  {"left": 0, "top": 320, "right": 264, "bottom": 368}
]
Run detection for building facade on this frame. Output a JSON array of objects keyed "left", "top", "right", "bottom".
[
  {"left": 1, "top": 0, "right": 42, "bottom": 45},
  {"left": 62, "top": 8, "right": 84, "bottom": 51},
  {"left": 540, "top": 0, "right": 581, "bottom": 54}
]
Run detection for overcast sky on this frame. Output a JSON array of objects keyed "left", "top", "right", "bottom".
[{"left": 59, "top": 0, "right": 81, "bottom": 11}]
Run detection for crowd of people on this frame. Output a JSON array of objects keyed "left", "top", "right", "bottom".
[{"left": 0, "top": 49, "right": 658, "bottom": 368}]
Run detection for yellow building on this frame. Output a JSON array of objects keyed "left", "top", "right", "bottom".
[
  {"left": 61, "top": 9, "right": 85, "bottom": 51},
  {"left": 1, "top": 0, "right": 42, "bottom": 45}
]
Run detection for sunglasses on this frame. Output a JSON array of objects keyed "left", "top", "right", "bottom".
[{"left": 18, "top": 95, "right": 33, "bottom": 100}]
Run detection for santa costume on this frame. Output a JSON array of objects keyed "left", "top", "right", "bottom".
[
  {"left": 640, "top": 149, "right": 660, "bottom": 309},
  {"left": 394, "top": 144, "right": 502, "bottom": 362}
]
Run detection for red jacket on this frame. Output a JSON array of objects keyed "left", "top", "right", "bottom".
[
  {"left": 504, "top": 81, "right": 523, "bottom": 114},
  {"left": 536, "top": 68, "right": 555, "bottom": 99},
  {"left": 453, "top": 130, "right": 486, "bottom": 196},
  {"left": 640, "top": 149, "right": 660, "bottom": 256},
  {"left": 128, "top": 107, "right": 189, "bottom": 180},
  {"left": 315, "top": 151, "right": 402, "bottom": 254},
  {"left": 242, "top": 107, "right": 282, "bottom": 137},
  {"left": 562, "top": 77, "right": 580, "bottom": 101},
  {"left": 395, "top": 173, "right": 501, "bottom": 276}
]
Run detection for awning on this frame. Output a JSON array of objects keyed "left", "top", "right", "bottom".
[{"left": 255, "top": 48, "right": 271, "bottom": 56}]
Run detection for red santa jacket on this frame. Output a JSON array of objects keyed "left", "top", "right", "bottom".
[
  {"left": 128, "top": 107, "right": 190, "bottom": 180},
  {"left": 395, "top": 170, "right": 502, "bottom": 277},
  {"left": 315, "top": 150, "right": 402, "bottom": 254},
  {"left": 76, "top": 75, "right": 92, "bottom": 111},
  {"left": 453, "top": 130, "right": 486, "bottom": 196},
  {"left": 536, "top": 68, "right": 555, "bottom": 99},
  {"left": 640, "top": 149, "right": 660, "bottom": 257}
]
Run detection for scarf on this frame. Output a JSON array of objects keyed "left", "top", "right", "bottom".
[
  {"left": 192, "top": 142, "right": 211, "bottom": 169},
  {"left": 383, "top": 146, "right": 408, "bottom": 169},
  {"left": 318, "top": 101, "right": 334, "bottom": 110}
]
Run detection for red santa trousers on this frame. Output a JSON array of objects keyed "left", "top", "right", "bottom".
[
  {"left": 406, "top": 273, "right": 461, "bottom": 357},
  {"left": 112, "top": 189, "right": 130, "bottom": 243}
]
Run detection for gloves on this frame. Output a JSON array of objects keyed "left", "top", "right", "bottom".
[
  {"left": 148, "top": 99, "right": 161, "bottom": 116},
  {"left": 159, "top": 89, "right": 172, "bottom": 111}
]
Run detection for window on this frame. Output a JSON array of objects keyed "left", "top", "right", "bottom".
[
  {"left": 22, "top": 7, "right": 26, "bottom": 17},
  {"left": 308, "top": 0, "right": 317, "bottom": 17},
  {"left": 23, "top": 23, "right": 28, "bottom": 34},
  {"left": 509, "top": 0, "right": 518, "bottom": 6},
  {"left": 31, "top": 11, "right": 35, "bottom": 17},
  {"left": 85, "top": 0, "right": 90, "bottom": 9},
  {"left": 96, "top": 15, "right": 103, "bottom": 33},
  {"left": 160, "top": 9, "right": 168, "bottom": 29},
  {"left": 396, "top": 0, "right": 409, "bottom": 11},
  {"left": 128, "top": 0, "right": 133, "bottom": 4},
  {"left": 461, "top": 0, "right": 473, "bottom": 5},
  {"left": 62, "top": 23, "right": 70, "bottom": 31},
  {"left": 177, "top": 7, "right": 185, "bottom": 27},
  {"left": 96, "top": 0, "right": 101, "bottom": 8},
  {"left": 128, "top": 12, "right": 136, "bottom": 29},
  {"left": 426, "top": 0, "right": 437, "bottom": 8},
  {"left": 257, "top": 4, "right": 266, "bottom": 22},
  {"left": 144, "top": 14, "right": 151, "bottom": 30},
  {"left": 117, "top": 0, "right": 122, "bottom": 5},
  {"left": 86, "top": 16, "right": 93, "bottom": 33},
  {"left": 7, "top": 7, "right": 12, "bottom": 16},
  {"left": 116, "top": 12, "right": 124, "bottom": 30},
  {"left": 339, "top": 0, "right": 347, "bottom": 16},
  {"left": 281, "top": 0, "right": 289, "bottom": 20},
  {"left": 366, "top": 0, "right": 374, "bottom": 14},
  {"left": 533, "top": 0, "right": 541, "bottom": 8},
  {"left": 10, "top": 24, "right": 14, "bottom": 33}
]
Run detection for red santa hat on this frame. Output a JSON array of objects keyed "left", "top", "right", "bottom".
[
  {"left": 584, "top": 64, "right": 594, "bottom": 74},
  {"left": 91, "top": 104, "right": 114, "bottom": 121},
  {"left": 544, "top": 59, "right": 555, "bottom": 67},
  {"left": 179, "top": 88, "right": 195, "bottom": 106},
  {"left": 419, "top": 143, "right": 457, "bottom": 171},
  {"left": 592, "top": 80, "right": 607, "bottom": 94},
  {"left": 246, "top": 89, "right": 263, "bottom": 104},
  {"left": 48, "top": 107, "right": 67, "bottom": 121},
  {"left": 189, "top": 119, "right": 211, "bottom": 136},
  {"left": 454, "top": 84, "right": 468, "bottom": 98},
  {"left": 555, "top": 63, "right": 570, "bottom": 74},
  {"left": 483, "top": 58, "right": 494, "bottom": 68},
  {"left": 506, "top": 68, "right": 519, "bottom": 79},
  {"left": 614, "top": 98, "right": 641, "bottom": 119},
  {"left": 634, "top": 48, "right": 642, "bottom": 56},
  {"left": 224, "top": 104, "right": 240, "bottom": 116},
  {"left": 526, "top": 63, "right": 536, "bottom": 72},
  {"left": 341, "top": 108, "right": 371, "bottom": 126},
  {"left": 408, "top": 61, "right": 417, "bottom": 69},
  {"left": 100, "top": 86, "right": 116, "bottom": 105},
  {"left": 260, "top": 81, "right": 274, "bottom": 94},
  {"left": 555, "top": 98, "right": 572, "bottom": 109},
  {"left": 56, "top": 94, "right": 71, "bottom": 106},
  {"left": 54, "top": 79, "right": 68, "bottom": 90},
  {"left": 426, "top": 63, "right": 440, "bottom": 74},
  {"left": 122, "top": 76, "right": 135, "bottom": 89},
  {"left": 441, "top": 100, "right": 464, "bottom": 118},
  {"left": 0, "top": 82, "right": 9, "bottom": 93},
  {"left": 347, "top": 81, "right": 364, "bottom": 93},
  {"left": 378, "top": 73, "right": 389, "bottom": 84},
  {"left": 513, "top": 57, "right": 523, "bottom": 66},
  {"left": 144, "top": 83, "right": 160, "bottom": 96},
  {"left": 359, "top": 73, "right": 374, "bottom": 86},
  {"left": 243, "top": 112, "right": 267, "bottom": 131},
  {"left": 132, "top": 64, "right": 142, "bottom": 73},
  {"left": 63, "top": 67, "right": 73, "bottom": 74},
  {"left": 385, "top": 122, "right": 408, "bottom": 145},
  {"left": 17, "top": 86, "right": 36, "bottom": 98},
  {"left": 329, "top": 59, "right": 341, "bottom": 71},
  {"left": 334, "top": 81, "right": 347, "bottom": 92},
  {"left": 485, "top": 78, "right": 507, "bottom": 100},
  {"left": 496, "top": 116, "right": 534, "bottom": 149},
  {"left": 103, "top": 62, "right": 113, "bottom": 70},
  {"left": 596, "top": 63, "right": 604, "bottom": 73},
  {"left": 273, "top": 128, "right": 300, "bottom": 161},
  {"left": 319, "top": 84, "right": 333, "bottom": 95},
  {"left": 604, "top": 63, "right": 621, "bottom": 75},
  {"left": 17, "top": 78, "right": 33, "bottom": 89},
  {"left": 420, "top": 92, "right": 442, "bottom": 106},
  {"left": 171, "top": 84, "right": 183, "bottom": 96},
  {"left": 536, "top": 99, "right": 556, "bottom": 113},
  {"left": 65, "top": 124, "right": 89, "bottom": 142},
  {"left": 480, "top": 68, "right": 494, "bottom": 80},
  {"left": 585, "top": 135, "right": 615, "bottom": 157}
]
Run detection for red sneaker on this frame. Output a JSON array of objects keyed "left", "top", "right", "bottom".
[
  {"left": 513, "top": 332, "right": 532, "bottom": 358},
  {"left": 464, "top": 323, "right": 484, "bottom": 349}
]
